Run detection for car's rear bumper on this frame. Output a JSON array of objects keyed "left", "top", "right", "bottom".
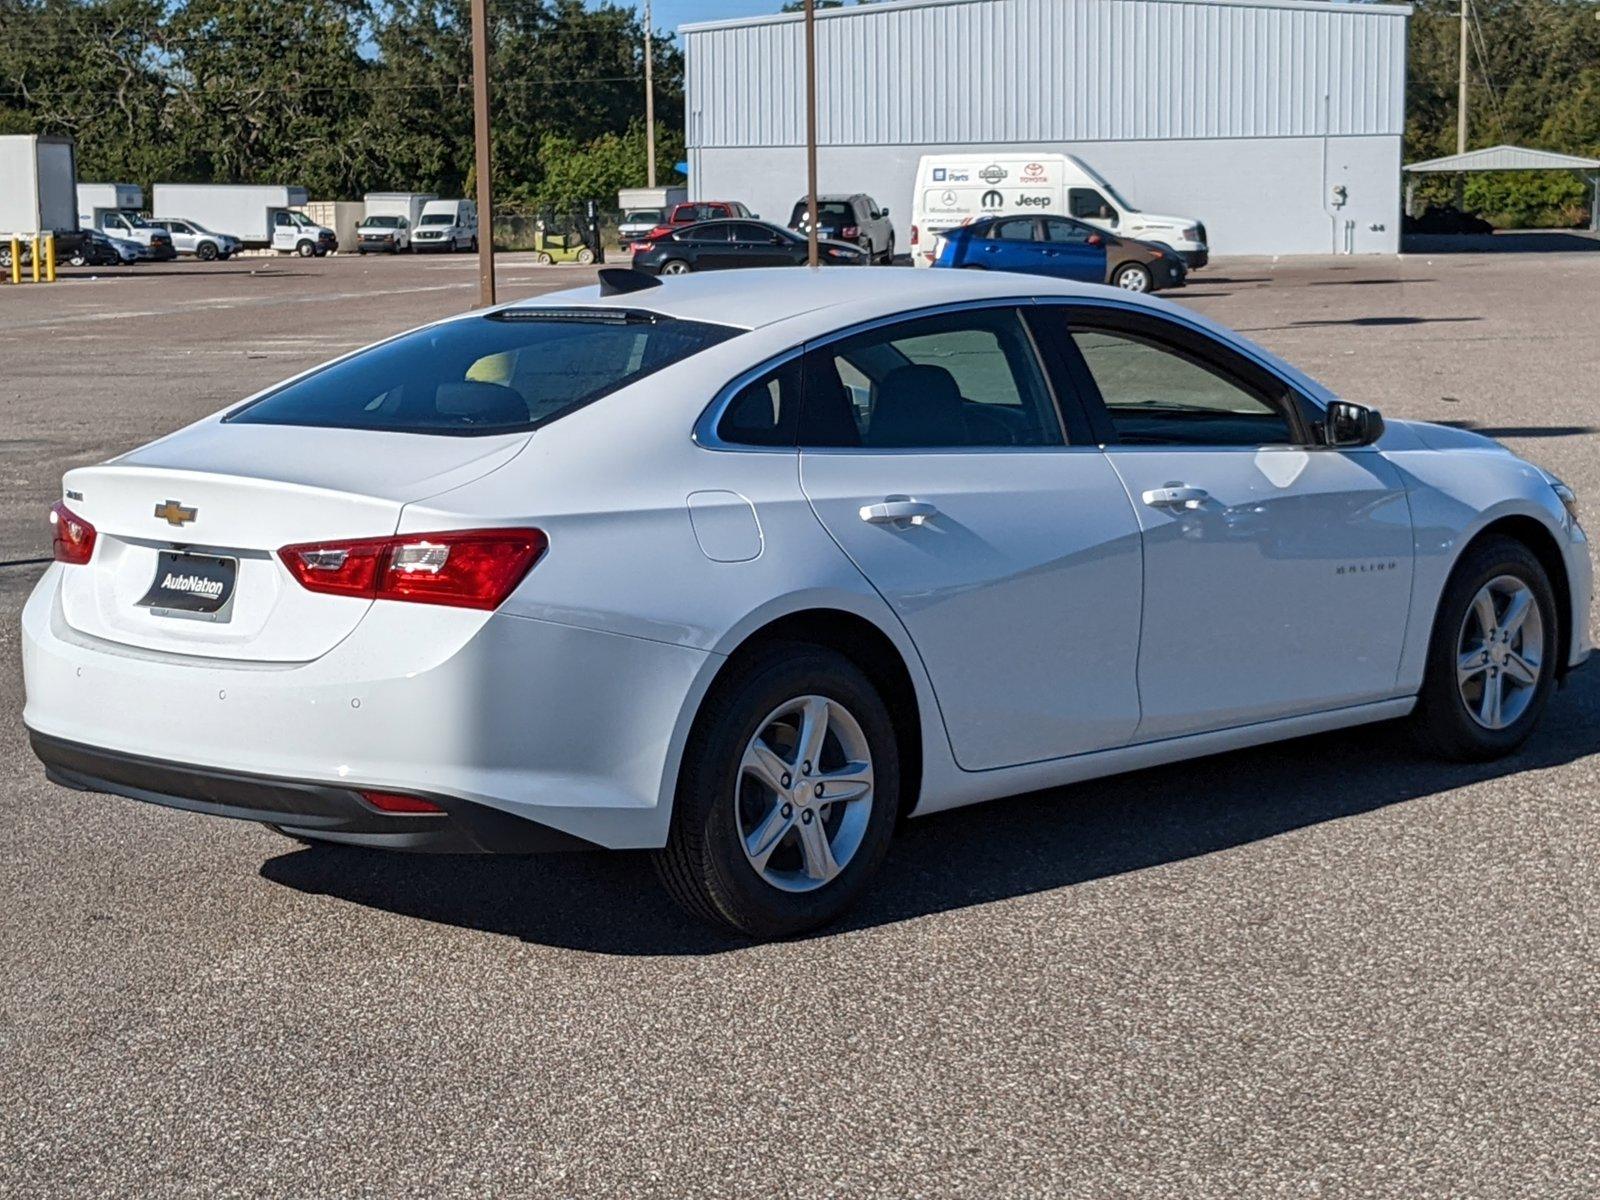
[
  {"left": 31, "top": 730, "right": 595, "bottom": 852},
  {"left": 22, "top": 564, "right": 712, "bottom": 850}
]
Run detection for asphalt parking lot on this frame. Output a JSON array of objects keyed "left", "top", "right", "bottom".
[{"left": 2, "top": 246, "right": 1597, "bottom": 1197}]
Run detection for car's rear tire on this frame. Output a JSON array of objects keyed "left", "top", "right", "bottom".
[
  {"left": 659, "top": 258, "right": 691, "bottom": 275},
  {"left": 655, "top": 643, "right": 900, "bottom": 939},
  {"left": 68, "top": 251, "right": 86, "bottom": 267},
  {"left": 1410, "top": 534, "right": 1559, "bottom": 761},
  {"left": 1113, "top": 262, "right": 1152, "bottom": 292},
  {"left": 882, "top": 235, "right": 895, "bottom": 265}
]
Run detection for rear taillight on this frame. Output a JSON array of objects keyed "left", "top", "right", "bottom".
[
  {"left": 842, "top": 225, "right": 860, "bottom": 240},
  {"left": 278, "top": 528, "right": 546, "bottom": 610},
  {"left": 910, "top": 224, "right": 920, "bottom": 245},
  {"left": 361, "top": 789, "right": 445, "bottom": 815},
  {"left": 646, "top": 225, "right": 673, "bottom": 240},
  {"left": 50, "top": 501, "right": 96, "bottom": 565}
]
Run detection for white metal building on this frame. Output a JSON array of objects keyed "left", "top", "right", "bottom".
[{"left": 682, "top": 0, "right": 1412, "bottom": 256}]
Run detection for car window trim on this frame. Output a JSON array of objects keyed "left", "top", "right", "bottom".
[{"left": 1031, "top": 300, "right": 1324, "bottom": 448}]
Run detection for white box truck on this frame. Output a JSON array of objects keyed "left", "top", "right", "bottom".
[
  {"left": 357, "top": 192, "right": 435, "bottom": 253},
  {"left": 77, "top": 182, "right": 178, "bottom": 260},
  {"left": 410, "top": 199, "right": 477, "bottom": 253},
  {"left": 151, "top": 183, "right": 338, "bottom": 255},
  {"left": 910, "top": 153, "right": 1209, "bottom": 269},
  {"left": 1, "top": 134, "right": 78, "bottom": 235}
]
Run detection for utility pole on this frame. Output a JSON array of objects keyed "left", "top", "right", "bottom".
[
  {"left": 643, "top": 0, "right": 656, "bottom": 188},
  {"left": 1457, "top": 0, "right": 1469, "bottom": 156},
  {"left": 804, "top": 0, "right": 819, "bottom": 268},
  {"left": 470, "top": 0, "right": 496, "bottom": 307}
]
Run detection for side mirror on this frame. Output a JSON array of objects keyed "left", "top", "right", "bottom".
[
  {"left": 881, "top": 207, "right": 890, "bottom": 217},
  {"left": 1099, "top": 206, "right": 1118, "bottom": 224},
  {"left": 1324, "top": 400, "right": 1385, "bottom": 448}
]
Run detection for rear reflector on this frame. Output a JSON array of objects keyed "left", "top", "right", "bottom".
[
  {"left": 279, "top": 527, "right": 547, "bottom": 610},
  {"left": 50, "top": 501, "right": 96, "bottom": 565},
  {"left": 360, "top": 789, "right": 445, "bottom": 815}
]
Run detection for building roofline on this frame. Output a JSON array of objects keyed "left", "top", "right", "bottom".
[
  {"left": 681, "top": 0, "right": 1412, "bottom": 35},
  {"left": 1404, "top": 143, "right": 1600, "bottom": 172}
]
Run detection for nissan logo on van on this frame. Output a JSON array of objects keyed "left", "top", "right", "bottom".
[{"left": 979, "top": 164, "right": 1007, "bottom": 184}]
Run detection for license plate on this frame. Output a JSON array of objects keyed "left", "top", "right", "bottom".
[{"left": 138, "top": 551, "right": 237, "bottom": 622}]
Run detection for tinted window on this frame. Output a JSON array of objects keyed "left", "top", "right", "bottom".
[
  {"left": 801, "top": 309, "right": 1062, "bottom": 449},
  {"left": 681, "top": 223, "right": 733, "bottom": 243},
  {"left": 730, "top": 223, "right": 780, "bottom": 242},
  {"left": 228, "top": 313, "right": 740, "bottom": 437},
  {"left": 987, "top": 218, "right": 1037, "bottom": 242},
  {"left": 717, "top": 359, "right": 802, "bottom": 446},
  {"left": 1071, "top": 327, "right": 1293, "bottom": 446},
  {"left": 1069, "top": 189, "right": 1110, "bottom": 220},
  {"left": 1042, "top": 217, "right": 1094, "bottom": 244},
  {"left": 675, "top": 204, "right": 729, "bottom": 223}
]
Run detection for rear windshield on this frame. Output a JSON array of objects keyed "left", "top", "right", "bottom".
[
  {"left": 790, "top": 201, "right": 854, "bottom": 225},
  {"left": 226, "top": 312, "right": 741, "bottom": 436}
]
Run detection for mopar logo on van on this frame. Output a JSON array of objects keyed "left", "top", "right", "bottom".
[
  {"left": 981, "top": 190, "right": 1005, "bottom": 209},
  {"left": 979, "top": 164, "right": 1007, "bottom": 184}
]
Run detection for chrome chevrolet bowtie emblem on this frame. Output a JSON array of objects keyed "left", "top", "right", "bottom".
[{"left": 154, "top": 499, "right": 197, "bottom": 527}]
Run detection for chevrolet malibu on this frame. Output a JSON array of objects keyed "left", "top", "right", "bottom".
[{"left": 23, "top": 268, "right": 1591, "bottom": 937}]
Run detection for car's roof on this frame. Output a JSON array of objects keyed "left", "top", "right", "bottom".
[{"left": 502, "top": 267, "right": 1133, "bottom": 332}]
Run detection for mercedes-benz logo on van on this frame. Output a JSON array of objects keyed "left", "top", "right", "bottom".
[
  {"left": 981, "top": 190, "right": 1005, "bottom": 209},
  {"left": 979, "top": 164, "right": 1007, "bottom": 184}
]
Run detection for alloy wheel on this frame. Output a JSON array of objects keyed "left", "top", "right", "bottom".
[
  {"left": 1456, "top": 574, "right": 1543, "bottom": 730},
  {"left": 735, "top": 695, "right": 875, "bottom": 893}
]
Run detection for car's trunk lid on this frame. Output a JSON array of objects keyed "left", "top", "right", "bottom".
[{"left": 58, "top": 423, "right": 529, "bottom": 662}]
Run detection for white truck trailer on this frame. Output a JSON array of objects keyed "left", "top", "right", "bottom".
[
  {"left": 1, "top": 135, "right": 78, "bottom": 237},
  {"left": 151, "top": 183, "right": 338, "bottom": 255},
  {"left": 76, "top": 182, "right": 178, "bottom": 260}
]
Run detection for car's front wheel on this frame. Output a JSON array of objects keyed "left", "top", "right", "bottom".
[
  {"left": 656, "top": 644, "right": 900, "bottom": 938},
  {"left": 196, "top": 241, "right": 218, "bottom": 261},
  {"left": 1113, "top": 262, "right": 1152, "bottom": 292},
  {"left": 1412, "top": 534, "right": 1559, "bottom": 761},
  {"left": 296, "top": 240, "right": 316, "bottom": 258}
]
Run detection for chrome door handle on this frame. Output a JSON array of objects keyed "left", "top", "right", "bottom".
[
  {"left": 1141, "top": 485, "right": 1210, "bottom": 510},
  {"left": 860, "top": 499, "right": 939, "bottom": 526}
]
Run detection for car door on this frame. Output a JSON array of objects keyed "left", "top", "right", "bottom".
[
  {"left": 271, "top": 210, "right": 295, "bottom": 251},
  {"left": 1039, "top": 303, "right": 1414, "bottom": 740},
  {"left": 966, "top": 216, "right": 1042, "bottom": 273},
  {"left": 797, "top": 304, "right": 1144, "bottom": 771},
  {"left": 679, "top": 222, "right": 741, "bottom": 270},
  {"left": 729, "top": 222, "right": 793, "bottom": 268},
  {"left": 1038, "top": 217, "right": 1107, "bottom": 283}
]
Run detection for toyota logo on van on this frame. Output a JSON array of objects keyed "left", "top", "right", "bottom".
[{"left": 1022, "top": 162, "right": 1047, "bottom": 181}]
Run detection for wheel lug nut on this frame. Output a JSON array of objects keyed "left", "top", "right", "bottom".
[
  {"left": 780, "top": 773, "right": 791, "bottom": 788},
  {"left": 801, "top": 810, "right": 813, "bottom": 824},
  {"left": 814, "top": 783, "right": 825, "bottom": 797},
  {"left": 781, "top": 803, "right": 792, "bottom": 818},
  {"left": 802, "top": 761, "right": 812, "bottom": 775}
]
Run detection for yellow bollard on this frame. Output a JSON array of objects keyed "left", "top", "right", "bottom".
[
  {"left": 29, "top": 235, "right": 40, "bottom": 283},
  {"left": 43, "top": 233, "right": 55, "bottom": 283},
  {"left": 8, "top": 238, "right": 19, "bottom": 285}
]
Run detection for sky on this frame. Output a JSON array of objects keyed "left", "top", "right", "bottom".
[{"left": 599, "top": 0, "right": 798, "bottom": 33}]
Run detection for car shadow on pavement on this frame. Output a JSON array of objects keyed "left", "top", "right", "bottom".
[
  {"left": 1437, "top": 420, "right": 1600, "bottom": 440},
  {"left": 260, "top": 669, "right": 1600, "bottom": 955}
]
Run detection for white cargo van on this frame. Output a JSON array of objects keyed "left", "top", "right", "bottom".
[
  {"left": 910, "top": 153, "right": 1208, "bottom": 269},
  {"left": 410, "top": 199, "right": 478, "bottom": 253}
]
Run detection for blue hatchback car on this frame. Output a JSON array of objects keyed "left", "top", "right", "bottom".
[{"left": 931, "top": 214, "right": 1185, "bottom": 293}]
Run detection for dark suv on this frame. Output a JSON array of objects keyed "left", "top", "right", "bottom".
[{"left": 787, "top": 193, "right": 895, "bottom": 264}]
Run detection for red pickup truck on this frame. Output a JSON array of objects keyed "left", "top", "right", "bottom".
[{"left": 621, "top": 201, "right": 756, "bottom": 253}]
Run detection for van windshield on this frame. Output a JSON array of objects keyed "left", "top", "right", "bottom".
[
  {"left": 225, "top": 311, "right": 742, "bottom": 437},
  {"left": 419, "top": 213, "right": 454, "bottom": 225}
]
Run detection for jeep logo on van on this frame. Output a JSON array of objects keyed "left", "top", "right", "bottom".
[
  {"left": 979, "top": 164, "right": 1007, "bottom": 184},
  {"left": 1016, "top": 194, "right": 1052, "bottom": 208}
]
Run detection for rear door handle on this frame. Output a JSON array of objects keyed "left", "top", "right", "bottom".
[
  {"left": 860, "top": 499, "right": 939, "bottom": 526},
  {"left": 1141, "top": 485, "right": 1210, "bottom": 510}
]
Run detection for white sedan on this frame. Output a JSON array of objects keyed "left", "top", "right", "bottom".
[{"left": 22, "top": 269, "right": 1591, "bottom": 937}]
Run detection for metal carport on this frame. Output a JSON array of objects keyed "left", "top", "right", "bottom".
[{"left": 1403, "top": 144, "right": 1600, "bottom": 233}]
